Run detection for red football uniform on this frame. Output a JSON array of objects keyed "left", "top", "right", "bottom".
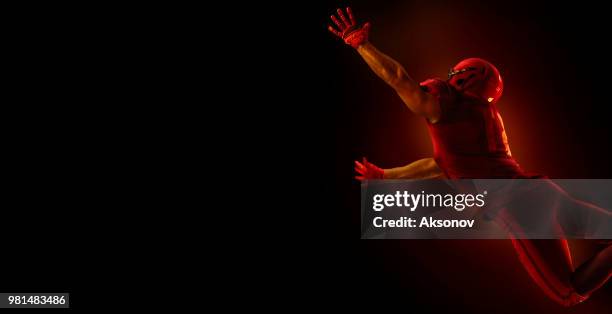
[{"left": 420, "top": 78, "right": 528, "bottom": 179}]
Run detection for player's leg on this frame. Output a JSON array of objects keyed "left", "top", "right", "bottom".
[
  {"left": 571, "top": 242, "right": 612, "bottom": 296},
  {"left": 496, "top": 181, "right": 612, "bottom": 307},
  {"left": 547, "top": 182, "right": 612, "bottom": 295},
  {"left": 495, "top": 199, "right": 586, "bottom": 306},
  {"left": 507, "top": 237, "right": 585, "bottom": 306}
]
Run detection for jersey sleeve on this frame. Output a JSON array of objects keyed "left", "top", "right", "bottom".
[{"left": 419, "top": 78, "right": 456, "bottom": 123}]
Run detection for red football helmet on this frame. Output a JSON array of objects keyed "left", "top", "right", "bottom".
[{"left": 447, "top": 58, "right": 503, "bottom": 104}]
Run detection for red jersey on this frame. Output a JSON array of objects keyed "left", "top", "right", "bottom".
[{"left": 420, "top": 78, "right": 528, "bottom": 178}]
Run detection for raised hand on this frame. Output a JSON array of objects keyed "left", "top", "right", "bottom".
[
  {"left": 355, "top": 157, "right": 384, "bottom": 181},
  {"left": 328, "top": 7, "right": 371, "bottom": 49}
]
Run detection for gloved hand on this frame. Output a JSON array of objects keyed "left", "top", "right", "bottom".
[
  {"left": 328, "top": 7, "right": 371, "bottom": 49},
  {"left": 355, "top": 157, "right": 384, "bottom": 181}
]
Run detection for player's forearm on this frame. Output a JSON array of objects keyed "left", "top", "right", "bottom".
[
  {"left": 357, "top": 42, "right": 415, "bottom": 90},
  {"left": 384, "top": 158, "right": 443, "bottom": 179}
]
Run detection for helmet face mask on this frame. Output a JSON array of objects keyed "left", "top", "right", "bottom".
[
  {"left": 447, "top": 67, "right": 477, "bottom": 80},
  {"left": 446, "top": 58, "right": 503, "bottom": 104},
  {"left": 448, "top": 67, "right": 479, "bottom": 91}
]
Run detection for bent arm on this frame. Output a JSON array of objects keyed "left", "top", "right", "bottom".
[
  {"left": 356, "top": 43, "right": 441, "bottom": 122},
  {"left": 384, "top": 158, "right": 445, "bottom": 179}
]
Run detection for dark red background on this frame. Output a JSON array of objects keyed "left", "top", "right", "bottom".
[{"left": 299, "top": 1, "right": 611, "bottom": 313}]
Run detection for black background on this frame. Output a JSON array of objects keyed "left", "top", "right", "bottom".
[{"left": 3, "top": 1, "right": 612, "bottom": 312}]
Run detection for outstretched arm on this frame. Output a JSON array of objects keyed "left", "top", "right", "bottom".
[
  {"left": 383, "top": 158, "right": 445, "bottom": 179},
  {"left": 328, "top": 7, "right": 441, "bottom": 123},
  {"left": 355, "top": 157, "right": 445, "bottom": 181}
]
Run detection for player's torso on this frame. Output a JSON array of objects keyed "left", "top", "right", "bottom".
[
  {"left": 427, "top": 94, "right": 524, "bottom": 178},
  {"left": 429, "top": 95, "right": 511, "bottom": 158}
]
